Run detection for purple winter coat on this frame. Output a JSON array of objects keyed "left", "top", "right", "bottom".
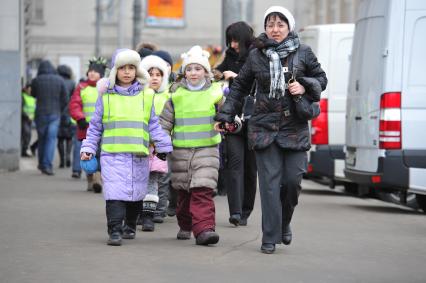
[{"left": 81, "top": 82, "right": 172, "bottom": 201}]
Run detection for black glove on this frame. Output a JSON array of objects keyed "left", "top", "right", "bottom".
[
  {"left": 155, "top": 152, "right": 168, "bottom": 161},
  {"left": 77, "top": 119, "right": 89, "bottom": 130}
]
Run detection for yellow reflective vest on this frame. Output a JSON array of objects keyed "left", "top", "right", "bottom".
[
  {"left": 154, "top": 89, "right": 170, "bottom": 116},
  {"left": 101, "top": 89, "right": 154, "bottom": 155},
  {"left": 22, "top": 92, "right": 36, "bottom": 120},
  {"left": 81, "top": 86, "right": 98, "bottom": 122},
  {"left": 171, "top": 83, "right": 222, "bottom": 148}
]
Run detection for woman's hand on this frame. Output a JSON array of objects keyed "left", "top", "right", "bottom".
[
  {"left": 80, "top": 152, "right": 93, "bottom": 160},
  {"left": 288, "top": 81, "right": 306, "bottom": 96},
  {"left": 214, "top": 122, "right": 230, "bottom": 132},
  {"left": 223, "top": 71, "right": 238, "bottom": 81}
]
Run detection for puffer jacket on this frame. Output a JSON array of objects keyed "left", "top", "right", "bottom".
[
  {"left": 159, "top": 80, "right": 223, "bottom": 191},
  {"left": 31, "top": 60, "right": 68, "bottom": 118},
  {"left": 69, "top": 79, "right": 98, "bottom": 140},
  {"left": 215, "top": 33, "right": 327, "bottom": 151},
  {"left": 81, "top": 83, "right": 173, "bottom": 201}
]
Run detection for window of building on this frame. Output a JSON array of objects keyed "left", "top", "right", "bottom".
[
  {"left": 27, "top": 0, "right": 44, "bottom": 24},
  {"left": 100, "top": 0, "right": 117, "bottom": 23}
]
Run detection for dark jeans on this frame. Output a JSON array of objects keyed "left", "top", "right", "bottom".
[
  {"left": 21, "top": 117, "right": 32, "bottom": 153},
  {"left": 57, "top": 138, "right": 72, "bottom": 166},
  {"left": 72, "top": 131, "right": 82, "bottom": 173},
  {"left": 105, "top": 200, "right": 142, "bottom": 235},
  {"left": 35, "top": 114, "right": 60, "bottom": 170},
  {"left": 176, "top": 187, "right": 215, "bottom": 237},
  {"left": 223, "top": 133, "right": 257, "bottom": 220},
  {"left": 255, "top": 142, "right": 307, "bottom": 244},
  {"left": 155, "top": 171, "right": 171, "bottom": 217}
]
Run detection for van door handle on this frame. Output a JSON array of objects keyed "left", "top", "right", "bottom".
[{"left": 355, "top": 116, "right": 362, "bottom": 120}]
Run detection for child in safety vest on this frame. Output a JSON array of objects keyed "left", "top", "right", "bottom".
[
  {"left": 138, "top": 55, "right": 171, "bottom": 231},
  {"left": 80, "top": 48, "right": 172, "bottom": 246},
  {"left": 159, "top": 45, "right": 224, "bottom": 246},
  {"left": 21, "top": 83, "right": 35, "bottom": 157},
  {"left": 69, "top": 57, "right": 107, "bottom": 187}
]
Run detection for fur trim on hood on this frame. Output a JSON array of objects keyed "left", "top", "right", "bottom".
[
  {"left": 108, "top": 49, "right": 150, "bottom": 89},
  {"left": 140, "top": 55, "right": 169, "bottom": 93}
]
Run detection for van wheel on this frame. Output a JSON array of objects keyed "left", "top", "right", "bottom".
[
  {"left": 416, "top": 194, "right": 426, "bottom": 213},
  {"left": 376, "top": 192, "right": 418, "bottom": 209}
]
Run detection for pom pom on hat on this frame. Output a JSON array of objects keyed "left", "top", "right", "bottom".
[
  {"left": 140, "top": 55, "right": 170, "bottom": 93},
  {"left": 108, "top": 49, "right": 150, "bottom": 89},
  {"left": 263, "top": 6, "right": 295, "bottom": 32},
  {"left": 180, "top": 45, "right": 211, "bottom": 73}
]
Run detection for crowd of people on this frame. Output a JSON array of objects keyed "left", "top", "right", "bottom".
[{"left": 21, "top": 6, "right": 327, "bottom": 254}]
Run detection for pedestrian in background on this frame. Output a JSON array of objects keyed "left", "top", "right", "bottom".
[
  {"left": 80, "top": 49, "right": 172, "bottom": 246},
  {"left": 57, "top": 65, "right": 75, "bottom": 168},
  {"left": 160, "top": 45, "right": 223, "bottom": 246},
  {"left": 215, "top": 6, "right": 327, "bottom": 254},
  {"left": 69, "top": 57, "right": 107, "bottom": 188},
  {"left": 150, "top": 49, "right": 178, "bottom": 218},
  {"left": 138, "top": 55, "right": 171, "bottom": 231},
  {"left": 213, "top": 21, "right": 258, "bottom": 227},
  {"left": 21, "top": 83, "right": 35, "bottom": 157},
  {"left": 31, "top": 60, "right": 68, "bottom": 176}
]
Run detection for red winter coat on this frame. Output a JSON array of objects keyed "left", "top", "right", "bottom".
[{"left": 69, "top": 80, "right": 98, "bottom": 140}]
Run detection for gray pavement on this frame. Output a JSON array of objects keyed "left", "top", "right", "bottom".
[{"left": 1, "top": 157, "right": 426, "bottom": 283}]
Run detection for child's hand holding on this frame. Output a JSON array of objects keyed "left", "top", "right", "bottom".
[{"left": 80, "top": 152, "right": 93, "bottom": 160}]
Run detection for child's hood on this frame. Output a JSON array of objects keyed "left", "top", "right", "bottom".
[{"left": 108, "top": 48, "right": 150, "bottom": 90}]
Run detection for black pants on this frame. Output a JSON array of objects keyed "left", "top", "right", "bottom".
[
  {"left": 106, "top": 200, "right": 142, "bottom": 235},
  {"left": 57, "top": 137, "right": 72, "bottom": 166},
  {"left": 255, "top": 142, "right": 307, "bottom": 244},
  {"left": 21, "top": 117, "right": 32, "bottom": 153},
  {"left": 223, "top": 133, "right": 257, "bottom": 220}
]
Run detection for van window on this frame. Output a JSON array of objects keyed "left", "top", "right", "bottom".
[{"left": 408, "top": 17, "right": 426, "bottom": 86}]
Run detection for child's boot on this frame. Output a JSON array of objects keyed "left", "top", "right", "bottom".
[
  {"left": 86, "top": 174, "right": 94, "bottom": 191},
  {"left": 107, "top": 232, "right": 122, "bottom": 246},
  {"left": 141, "top": 194, "right": 159, "bottom": 232},
  {"left": 195, "top": 230, "right": 219, "bottom": 246},
  {"left": 122, "top": 223, "right": 136, "bottom": 239},
  {"left": 92, "top": 171, "right": 102, "bottom": 193}
]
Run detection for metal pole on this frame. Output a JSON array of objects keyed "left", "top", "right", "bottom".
[
  {"left": 133, "top": 0, "right": 142, "bottom": 49},
  {"left": 95, "top": 0, "right": 101, "bottom": 56},
  {"left": 117, "top": 0, "right": 125, "bottom": 47},
  {"left": 221, "top": 0, "right": 243, "bottom": 49}
]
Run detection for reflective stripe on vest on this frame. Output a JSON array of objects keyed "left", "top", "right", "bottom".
[
  {"left": 171, "top": 83, "right": 222, "bottom": 148},
  {"left": 81, "top": 86, "right": 99, "bottom": 122},
  {"left": 101, "top": 89, "right": 154, "bottom": 155},
  {"left": 22, "top": 92, "right": 36, "bottom": 120},
  {"left": 154, "top": 90, "right": 170, "bottom": 116}
]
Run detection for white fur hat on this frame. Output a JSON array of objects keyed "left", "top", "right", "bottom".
[
  {"left": 108, "top": 48, "right": 150, "bottom": 89},
  {"left": 180, "top": 45, "right": 211, "bottom": 73},
  {"left": 140, "top": 55, "right": 170, "bottom": 93},
  {"left": 264, "top": 6, "right": 296, "bottom": 32}
]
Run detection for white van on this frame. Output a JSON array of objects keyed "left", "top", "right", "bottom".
[
  {"left": 344, "top": 0, "right": 426, "bottom": 212},
  {"left": 299, "top": 24, "right": 355, "bottom": 187}
]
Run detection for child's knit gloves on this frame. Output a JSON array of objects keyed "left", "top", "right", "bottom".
[{"left": 77, "top": 119, "right": 89, "bottom": 130}]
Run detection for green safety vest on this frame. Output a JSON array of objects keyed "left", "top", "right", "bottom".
[
  {"left": 101, "top": 89, "right": 154, "bottom": 155},
  {"left": 81, "top": 86, "right": 98, "bottom": 122},
  {"left": 154, "top": 89, "right": 170, "bottom": 116},
  {"left": 171, "top": 83, "right": 222, "bottom": 148},
  {"left": 22, "top": 92, "right": 36, "bottom": 120}
]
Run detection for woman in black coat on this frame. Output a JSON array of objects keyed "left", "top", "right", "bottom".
[
  {"left": 213, "top": 21, "right": 258, "bottom": 227},
  {"left": 215, "top": 6, "right": 327, "bottom": 254}
]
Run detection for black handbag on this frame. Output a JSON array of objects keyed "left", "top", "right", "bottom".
[{"left": 289, "top": 50, "right": 321, "bottom": 120}]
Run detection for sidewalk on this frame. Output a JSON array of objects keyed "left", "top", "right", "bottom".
[{"left": 1, "top": 156, "right": 426, "bottom": 283}]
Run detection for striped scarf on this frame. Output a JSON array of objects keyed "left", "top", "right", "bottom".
[{"left": 261, "top": 32, "right": 300, "bottom": 99}]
